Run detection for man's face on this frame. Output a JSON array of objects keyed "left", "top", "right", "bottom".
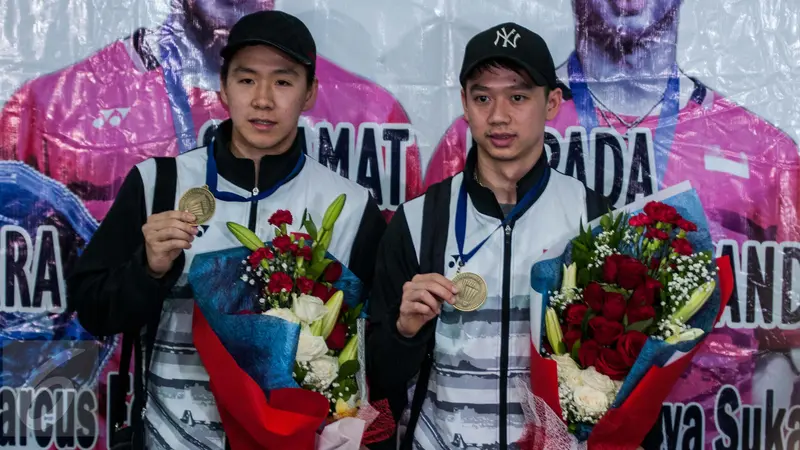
[
  {"left": 220, "top": 45, "right": 317, "bottom": 155},
  {"left": 574, "top": 0, "right": 682, "bottom": 37},
  {"left": 461, "top": 65, "right": 561, "bottom": 163},
  {"left": 184, "top": 0, "right": 274, "bottom": 31}
]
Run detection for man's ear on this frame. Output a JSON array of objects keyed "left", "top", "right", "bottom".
[
  {"left": 219, "top": 76, "right": 229, "bottom": 108},
  {"left": 302, "top": 77, "right": 319, "bottom": 112},
  {"left": 546, "top": 87, "right": 563, "bottom": 121},
  {"left": 461, "top": 88, "right": 469, "bottom": 124}
]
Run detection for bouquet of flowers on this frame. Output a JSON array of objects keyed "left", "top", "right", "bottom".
[
  {"left": 521, "top": 182, "right": 734, "bottom": 450},
  {"left": 188, "top": 194, "right": 394, "bottom": 450}
]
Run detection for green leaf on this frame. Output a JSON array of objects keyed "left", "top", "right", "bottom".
[
  {"left": 577, "top": 268, "right": 590, "bottom": 287},
  {"left": 600, "top": 215, "right": 612, "bottom": 230},
  {"left": 338, "top": 360, "right": 360, "bottom": 380},
  {"left": 581, "top": 310, "right": 596, "bottom": 336},
  {"left": 571, "top": 340, "right": 582, "bottom": 363},
  {"left": 626, "top": 318, "right": 654, "bottom": 333},
  {"left": 293, "top": 362, "right": 308, "bottom": 384},
  {"left": 304, "top": 217, "right": 318, "bottom": 241},
  {"left": 349, "top": 304, "right": 364, "bottom": 323},
  {"left": 307, "top": 258, "right": 334, "bottom": 280}
]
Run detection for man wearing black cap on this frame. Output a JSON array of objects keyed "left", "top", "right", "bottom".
[
  {"left": 67, "top": 11, "right": 385, "bottom": 450},
  {"left": 365, "top": 23, "right": 610, "bottom": 449}
]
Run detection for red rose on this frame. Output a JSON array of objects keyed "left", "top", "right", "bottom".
[
  {"left": 583, "top": 282, "right": 605, "bottom": 312},
  {"left": 564, "top": 304, "right": 589, "bottom": 326},
  {"left": 564, "top": 329, "right": 583, "bottom": 352},
  {"left": 649, "top": 258, "right": 660, "bottom": 270},
  {"left": 296, "top": 276, "right": 314, "bottom": 294},
  {"left": 671, "top": 238, "right": 693, "bottom": 256},
  {"left": 578, "top": 340, "right": 601, "bottom": 368},
  {"left": 268, "top": 272, "right": 293, "bottom": 294},
  {"left": 268, "top": 210, "right": 293, "bottom": 227},
  {"left": 643, "top": 202, "right": 680, "bottom": 224},
  {"left": 617, "top": 331, "right": 648, "bottom": 367},
  {"left": 602, "top": 254, "right": 625, "bottom": 284},
  {"left": 324, "top": 262, "right": 343, "bottom": 282},
  {"left": 589, "top": 316, "right": 624, "bottom": 346},
  {"left": 675, "top": 219, "right": 697, "bottom": 232},
  {"left": 628, "top": 213, "right": 652, "bottom": 228},
  {"left": 629, "top": 285, "right": 654, "bottom": 308},
  {"left": 247, "top": 247, "right": 273, "bottom": 268},
  {"left": 295, "top": 246, "right": 312, "bottom": 261},
  {"left": 291, "top": 232, "right": 312, "bottom": 242},
  {"left": 645, "top": 227, "right": 669, "bottom": 241},
  {"left": 601, "top": 292, "right": 627, "bottom": 322},
  {"left": 627, "top": 305, "right": 656, "bottom": 324},
  {"left": 645, "top": 277, "right": 662, "bottom": 291},
  {"left": 617, "top": 258, "right": 648, "bottom": 290},
  {"left": 325, "top": 323, "right": 348, "bottom": 350},
  {"left": 313, "top": 282, "right": 335, "bottom": 302},
  {"left": 272, "top": 235, "right": 293, "bottom": 253},
  {"left": 595, "top": 348, "right": 631, "bottom": 380}
]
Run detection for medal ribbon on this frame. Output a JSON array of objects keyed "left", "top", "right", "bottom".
[
  {"left": 455, "top": 168, "right": 550, "bottom": 268},
  {"left": 567, "top": 52, "right": 680, "bottom": 186},
  {"left": 160, "top": 32, "right": 198, "bottom": 155},
  {"left": 205, "top": 141, "right": 306, "bottom": 203}
]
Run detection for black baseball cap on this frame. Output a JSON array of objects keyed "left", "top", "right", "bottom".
[
  {"left": 221, "top": 11, "right": 317, "bottom": 78},
  {"left": 459, "top": 22, "right": 556, "bottom": 89}
]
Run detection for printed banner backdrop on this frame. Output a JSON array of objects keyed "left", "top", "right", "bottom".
[{"left": 1, "top": 0, "right": 799, "bottom": 448}]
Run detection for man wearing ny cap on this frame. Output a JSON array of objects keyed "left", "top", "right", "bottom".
[
  {"left": 366, "top": 23, "right": 609, "bottom": 449},
  {"left": 67, "top": 11, "right": 385, "bottom": 450}
]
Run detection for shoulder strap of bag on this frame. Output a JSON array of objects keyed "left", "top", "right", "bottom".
[
  {"left": 400, "top": 178, "right": 452, "bottom": 450},
  {"left": 112, "top": 157, "right": 177, "bottom": 437}
]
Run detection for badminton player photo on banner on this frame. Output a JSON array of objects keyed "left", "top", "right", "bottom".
[{"left": 0, "top": 0, "right": 799, "bottom": 449}]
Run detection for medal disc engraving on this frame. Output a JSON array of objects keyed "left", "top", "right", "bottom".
[
  {"left": 452, "top": 272, "right": 487, "bottom": 312},
  {"left": 178, "top": 186, "right": 216, "bottom": 225}
]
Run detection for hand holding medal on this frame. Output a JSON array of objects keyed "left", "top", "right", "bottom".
[
  {"left": 396, "top": 273, "right": 458, "bottom": 338},
  {"left": 142, "top": 209, "right": 198, "bottom": 278}
]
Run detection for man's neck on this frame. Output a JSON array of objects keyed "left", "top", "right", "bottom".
[
  {"left": 475, "top": 147, "right": 542, "bottom": 205},
  {"left": 163, "top": 13, "right": 225, "bottom": 91},
  {"left": 574, "top": 13, "right": 679, "bottom": 117},
  {"left": 229, "top": 129, "right": 297, "bottom": 180}
]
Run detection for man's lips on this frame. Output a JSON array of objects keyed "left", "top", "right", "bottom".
[
  {"left": 249, "top": 119, "right": 276, "bottom": 131},
  {"left": 488, "top": 133, "right": 517, "bottom": 148}
]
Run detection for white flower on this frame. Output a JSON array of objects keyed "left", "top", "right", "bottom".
[
  {"left": 572, "top": 385, "right": 610, "bottom": 417},
  {"left": 579, "top": 367, "right": 617, "bottom": 397},
  {"left": 296, "top": 329, "right": 329, "bottom": 362},
  {"left": 304, "top": 355, "right": 339, "bottom": 390},
  {"left": 264, "top": 308, "right": 300, "bottom": 324},
  {"left": 557, "top": 361, "right": 584, "bottom": 388},
  {"left": 552, "top": 354, "right": 579, "bottom": 371},
  {"left": 292, "top": 294, "right": 328, "bottom": 324}
]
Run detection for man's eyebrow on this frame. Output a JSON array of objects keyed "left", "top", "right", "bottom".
[
  {"left": 468, "top": 84, "right": 490, "bottom": 93},
  {"left": 232, "top": 66, "right": 258, "bottom": 75},
  {"left": 468, "top": 82, "right": 534, "bottom": 93},
  {"left": 272, "top": 67, "right": 301, "bottom": 77}
]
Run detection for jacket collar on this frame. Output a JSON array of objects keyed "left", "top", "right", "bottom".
[
  {"left": 211, "top": 120, "right": 305, "bottom": 193},
  {"left": 462, "top": 143, "right": 550, "bottom": 220}
]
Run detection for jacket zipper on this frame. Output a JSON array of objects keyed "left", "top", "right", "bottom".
[
  {"left": 500, "top": 222, "right": 513, "bottom": 448},
  {"left": 248, "top": 186, "right": 259, "bottom": 231}
]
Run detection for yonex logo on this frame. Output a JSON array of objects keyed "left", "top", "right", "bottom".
[{"left": 92, "top": 108, "right": 131, "bottom": 129}]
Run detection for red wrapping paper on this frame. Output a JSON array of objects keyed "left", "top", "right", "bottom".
[
  {"left": 192, "top": 304, "right": 330, "bottom": 450},
  {"left": 527, "top": 256, "right": 734, "bottom": 449}
]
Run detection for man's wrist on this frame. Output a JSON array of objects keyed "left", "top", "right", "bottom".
[{"left": 395, "top": 318, "right": 415, "bottom": 339}]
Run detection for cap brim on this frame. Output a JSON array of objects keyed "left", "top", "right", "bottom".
[
  {"left": 221, "top": 39, "right": 312, "bottom": 66},
  {"left": 460, "top": 55, "right": 549, "bottom": 88}
]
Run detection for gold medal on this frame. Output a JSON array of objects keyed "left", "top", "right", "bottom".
[
  {"left": 451, "top": 272, "right": 487, "bottom": 312},
  {"left": 178, "top": 185, "right": 216, "bottom": 225}
]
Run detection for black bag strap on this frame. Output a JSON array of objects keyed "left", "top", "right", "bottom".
[
  {"left": 400, "top": 178, "right": 452, "bottom": 450},
  {"left": 112, "top": 157, "right": 177, "bottom": 436}
]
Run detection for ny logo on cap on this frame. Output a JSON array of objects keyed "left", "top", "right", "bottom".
[{"left": 494, "top": 27, "right": 520, "bottom": 48}]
